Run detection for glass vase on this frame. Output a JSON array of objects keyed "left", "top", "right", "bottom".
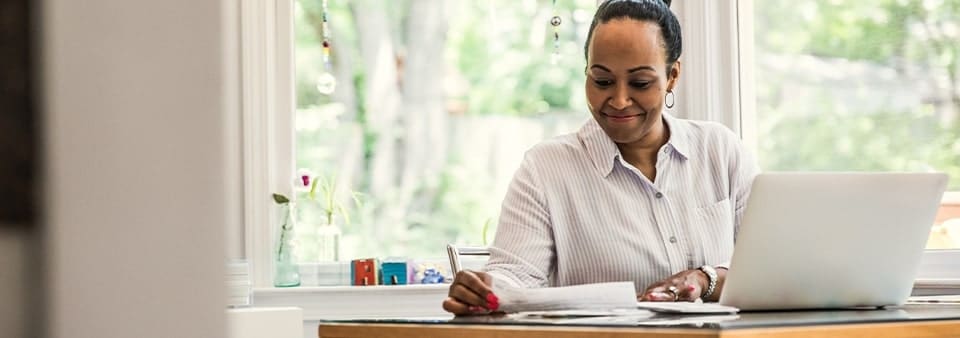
[
  {"left": 274, "top": 202, "right": 301, "bottom": 287},
  {"left": 316, "top": 224, "right": 341, "bottom": 262}
]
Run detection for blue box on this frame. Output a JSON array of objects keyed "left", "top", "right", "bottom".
[{"left": 381, "top": 259, "right": 414, "bottom": 285}]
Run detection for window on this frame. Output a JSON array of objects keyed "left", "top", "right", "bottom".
[
  {"left": 743, "top": 0, "right": 960, "bottom": 251},
  {"left": 247, "top": 0, "right": 959, "bottom": 287},
  {"left": 292, "top": 0, "right": 598, "bottom": 260}
]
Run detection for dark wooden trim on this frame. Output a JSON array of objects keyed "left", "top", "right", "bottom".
[{"left": 0, "top": 0, "right": 39, "bottom": 226}]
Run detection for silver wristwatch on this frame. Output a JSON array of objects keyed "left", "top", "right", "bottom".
[{"left": 698, "top": 265, "right": 718, "bottom": 299}]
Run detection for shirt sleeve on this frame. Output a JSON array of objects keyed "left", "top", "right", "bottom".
[
  {"left": 482, "top": 153, "right": 555, "bottom": 289},
  {"left": 718, "top": 128, "right": 760, "bottom": 269}
]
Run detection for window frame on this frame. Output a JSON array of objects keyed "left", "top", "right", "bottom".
[
  {"left": 242, "top": 0, "right": 960, "bottom": 289},
  {"left": 239, "top": 0, "right": 297, "bottom": 287}
]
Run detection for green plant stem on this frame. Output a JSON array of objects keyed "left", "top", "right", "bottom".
[
  {"left": 277, "top": 205, "right": 291, "bottom": 257},
  {"left": 277, "top": 226, "right": 287, "bottom": 257}
]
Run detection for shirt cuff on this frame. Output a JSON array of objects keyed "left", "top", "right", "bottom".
[{"left": 484, "top": 269, "right": 525, "bottom": 289}]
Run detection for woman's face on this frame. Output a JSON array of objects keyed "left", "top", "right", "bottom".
[{"left": 585, "top": 19, "right": 679, "bottom": 145}]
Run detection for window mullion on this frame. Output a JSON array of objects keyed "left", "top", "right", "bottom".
[
  {"left": 671, "top": 0, "right": 742, "bottom": 132},
  {"left": 240, "top": 0, "right": 296, "bottom": 287}
]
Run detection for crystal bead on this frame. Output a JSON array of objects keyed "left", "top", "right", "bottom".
[
  {"left": 550, "top": 16, "right": 562, "bottom": 26},
  {"left": 316, "top": 72, "right": 337, "bottom": 95}
]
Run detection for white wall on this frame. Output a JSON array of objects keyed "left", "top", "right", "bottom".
[{"left": 41, "top": 0, "right": 236, "bottom": 337}]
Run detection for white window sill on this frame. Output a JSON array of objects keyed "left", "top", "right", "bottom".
[
  {"left": 913, "top": 279, "right": 960, "bottom": 296},
  {"left": 252, "top": 284, "right": 451, "bottom": 321},
  {"left": 917, "top": 250, "right": 960, "bottom": 286},
  {"left": 252, "top": 279, "right": 960, "bottom": 322}
]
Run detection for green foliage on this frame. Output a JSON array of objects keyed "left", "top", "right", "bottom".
[
  {"left": 445, "top": 0, "right": 593, "bottom": 116},
  {"left": 755, "top": 0, "right": 959, "bottom": 97},
  {"left": 272, "top": 193, "right": 290, "bottom": 205},
  {"left": 760, "top": 112, "right": 960, "bottom": 189},
  {"left": 755, "top": 0, "right": 960, "bottom": 189},
  {"left": 292, "top": 0, "right": 596, "bottom": 258},
  {"left": 309, "top": 174, "right": 362, "bottom": 226},
  {"left": 481, "top": 218, "right": 494, "bottom": 246}
]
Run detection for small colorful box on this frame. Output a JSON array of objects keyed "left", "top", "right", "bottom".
[
  {"left": 415, "top": 263, "right": 447, "bottom": 284},
  {"left": 350, "top": 258, "right": 381, "bottom": 286},
  {"left": 381, "top": 258, "right": 415, "bottom": 285}
]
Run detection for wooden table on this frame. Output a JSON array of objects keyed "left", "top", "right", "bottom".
[{"left": 318, "top": 304, "right": 960, "bottom": 338}]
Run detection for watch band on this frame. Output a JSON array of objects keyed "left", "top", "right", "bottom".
[{"left": 698, "top": 265, "right": 718, "bottom": 299}]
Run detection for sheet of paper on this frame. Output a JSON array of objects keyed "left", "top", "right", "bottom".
[
  {"left": 513, "top": 308, "right": 654, "bottom": 318},
  {"left": 492, "top": 281, "right": 637, "bottom": 313},
  {"left": 636, "top": 301, "right": 740, "bottom": 314},
  {"left": 510, "top": 312, "right": 659, "bottom": 325},
  {"left": 634, "top": 314, "right": 741, "bottom": 326}
]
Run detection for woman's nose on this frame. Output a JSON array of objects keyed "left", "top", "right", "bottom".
[{"left": 609, "top": 86, "right": 632, "bottom": 110}]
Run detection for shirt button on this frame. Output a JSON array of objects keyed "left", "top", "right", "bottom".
[
  {"left": 655, "top": 192, "right": 663, "bottom": 199},
  {"left": 669, "top": 236, "right": 677, "bottom": 243}
]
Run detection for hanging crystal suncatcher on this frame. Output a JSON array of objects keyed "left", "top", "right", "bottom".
[
  {"left": 550, "top": 0, "right": 562, "bottom": 64},
  {"left": 316, "top": 0, "right": 337, "bottom": 95}
]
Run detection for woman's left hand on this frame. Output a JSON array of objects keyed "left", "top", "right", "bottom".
[{"left": 639, "top": 269, "right": 708, "bottom": 302}]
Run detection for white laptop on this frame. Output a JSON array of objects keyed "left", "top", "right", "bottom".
[{"left": 719, "top": 172, "right": 948, "bottom": 311}]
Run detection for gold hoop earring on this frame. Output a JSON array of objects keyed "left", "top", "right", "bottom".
[{"left": 665, "top": 90, "right": 675, "bottom": 109}]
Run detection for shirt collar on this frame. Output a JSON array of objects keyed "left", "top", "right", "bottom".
[
  {"left": 578, "top": 112, "right": 690, "bottom": 178},
  {"left": 579, "top": 118, "right": 620, "bottom": 177},
  {"left": 662, "top": 112, "right": 691, "bottom": 160}
]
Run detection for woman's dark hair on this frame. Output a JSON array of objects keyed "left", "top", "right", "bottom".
[{"left": 584, "top": 0, "right": 682, "bottom": 72}]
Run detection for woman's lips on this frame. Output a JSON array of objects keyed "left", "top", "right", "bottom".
[{"left": 602, "top": 112, "right": 643, "bottom": 122}]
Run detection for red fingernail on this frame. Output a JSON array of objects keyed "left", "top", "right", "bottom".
[
  {"left": 487, "top": 302, "right": 499, "bottom": 312},
  {"left": 468, "top": 306, "right": 483, "bottom": 312},
  {"left": 486, "top": 293, "right": 499, "bottom": 304},
  {"left": 686, "top": 285, "right": 696, "bottom": 292}
]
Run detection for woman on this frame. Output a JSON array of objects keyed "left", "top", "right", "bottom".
[{"left": 443, "top": 0, "right": 757, "bottom": 315}]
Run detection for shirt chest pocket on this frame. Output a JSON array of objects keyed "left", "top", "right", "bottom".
[{"left": 695, "top": 198, "right": 735, "bottom": 264}]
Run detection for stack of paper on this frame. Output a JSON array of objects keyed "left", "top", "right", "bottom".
[
  {"left": 511, "top": 312, "right": 739, "bottom": 326},
  {"left": 636, "top": 301, "right": 739, "bottom": 314},
  {"left": 492, "top": 281, "right": 739, "bottom": 315},
  {"left": 227, "top": 259, "right": 251, "bottom": 307},
  {"left": 492, "top": 281, "right": 638, "bottom": 313},
  {"left": 515, "top": 308, "right": 655, "bottom": 318}
]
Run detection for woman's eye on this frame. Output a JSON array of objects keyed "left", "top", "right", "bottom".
[
  {"left": 594, "top": 79, "right": 613, "bottom": 87},
  {"left": 630, "top": 81, "right": 651, "bottom": 89}
]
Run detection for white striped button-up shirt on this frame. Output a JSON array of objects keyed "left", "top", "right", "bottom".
[{"left": 484, "top": 113, "right": 758, "bottom": 293}]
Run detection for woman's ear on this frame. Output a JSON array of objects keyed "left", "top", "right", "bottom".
[{"left": 666, "top": 61, "right": 681, "bottom": 91}]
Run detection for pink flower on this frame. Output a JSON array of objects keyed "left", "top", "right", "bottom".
[{"left": 295, "top": 168, "right": 314, "bottom": 191}]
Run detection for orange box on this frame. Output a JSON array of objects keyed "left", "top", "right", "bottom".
[{"left": 350, "top": 258, "right": 380, "bottom": 286}]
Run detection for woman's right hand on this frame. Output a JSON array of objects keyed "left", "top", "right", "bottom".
[{"left": 441, "top": 270, "right": 500, "bottom": 315}]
